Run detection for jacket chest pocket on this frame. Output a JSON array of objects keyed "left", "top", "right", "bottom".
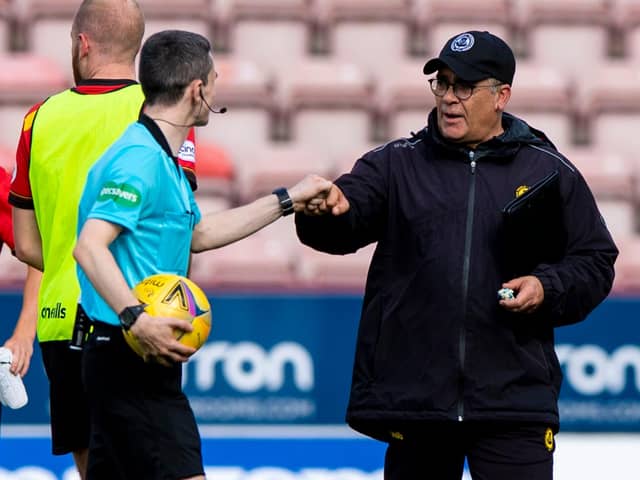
[{"left": 157, "top": 211, "right": 194, "bottom": 273}]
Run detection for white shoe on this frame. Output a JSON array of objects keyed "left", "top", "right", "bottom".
[{"left": 0, "top": 347, "right": 28, "bottom": 409}]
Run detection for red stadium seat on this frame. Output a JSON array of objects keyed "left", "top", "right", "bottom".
[
  {"left": 514, "top": 0, "right": 612, "bottom": 80},
  {"left": 563, "top": 148, "right": 636, "bottom": 238},
  {"left": 216, "top": 0, "right": 312, "bottom": 75},
  {"left": 193, "top": 142, "right": 235, "bottom": 197},
  {"left": 413, "top": 0, "right": 512, "bottom": 57},
  {"left": 0, "top": 247, "right": 27, "bottom": 287},
  {"left": 611, "top": 235, "right": 640, "bottom": 294},
  {"left": 0, "top": 145, "right": 14, "bottom": 173},
  {"left": 316, "top": 0, "right": 412, "bottom": 82},
  {"left": 296, "top": 242, "right": 375, "bottom": 292},
  {"left": 0, "top": 53, "right": 68, "bottom": 149},
  {"left": 196, "top": 58, "right": 276, "bottom": 161},
  {"left": 376, "top": 59, "right": 435, "bottom": 140},
  {"left": 234, "top": 144, "right": 334, "bottom": 203},
  {"left": 612, "top": 0, "right": 640, "bottom": 61},
  {"left": 139, "top": 0, "right": 214, "bottom": 48},
  {"left": 278, "top": 59, "right": 376, "bottom": 157},
  {"left": 190, "top": 217, "right": 298, "bottom": 289},
  {"left": 578, "top": 62, "right": 640, "bottom": 160},
  {"left": 507, "top": 61, "right": 575, "bottom": 151}
]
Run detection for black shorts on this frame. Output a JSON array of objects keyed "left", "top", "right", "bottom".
[
  {"left": 384, "top": 421, "right": 555, "bottom": 480},
  {"left": 82, "top": 321, "right": 203, "bottom": 480},
  {"left": 40, "top": 340, "right": 90, "bottom": 455}
]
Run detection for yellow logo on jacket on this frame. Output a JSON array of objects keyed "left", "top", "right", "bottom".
[
  {"left": 544, "top": 427, "right": 554, "bottom": 451},
  {"left": 515, "top": 185, "right": 530, "bottom": 198}
]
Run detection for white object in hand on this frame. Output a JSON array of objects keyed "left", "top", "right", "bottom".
[
  {"left": 497, "top": 288, "right": 515, "bottom": 300},
  {"left": 0, "top": 347, "right": 28, "bottom": 409}
]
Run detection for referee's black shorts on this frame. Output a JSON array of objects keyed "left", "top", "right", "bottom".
[
  {"left": 82, "top": 321, "right": 204, "bottom": 480},
  {"left": 384, "top": 420, "right": 555, "bottom": 480},
  {"left": 40, "top": 340, "right": 90, "bottom": 455}
]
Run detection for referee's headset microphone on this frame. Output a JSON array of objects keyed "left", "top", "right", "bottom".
[{"left": 199, "top": 87, "right": 227, "bottom": 114}]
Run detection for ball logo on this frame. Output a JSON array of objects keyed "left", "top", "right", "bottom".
[
  {"left": 162, "top": 280, "right": 207, "bottom": 318},
  {"left": 450, "top": 33, "right": 475, "bottom": 52}
]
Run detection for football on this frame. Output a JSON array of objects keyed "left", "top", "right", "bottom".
[{"left": 123, "top": 273, "right": 212, "bottom": 357}]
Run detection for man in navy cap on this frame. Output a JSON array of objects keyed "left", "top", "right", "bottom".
[{"left": 296, "top": 31, "right": 618, "bottom": 479}]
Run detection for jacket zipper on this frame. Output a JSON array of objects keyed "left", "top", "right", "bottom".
[{"left": 458, "top": 151, "right": 477, "bottom": 422}]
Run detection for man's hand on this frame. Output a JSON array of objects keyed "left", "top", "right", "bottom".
[
  {"left": 288, "top": 174, "right": 332, "bottom": 212},
  {"left": 3, "top": 335, "right": 34, "bottom": 377},
  {"left": 499, "top": 275, "right": 545, "bottom": 313},
  {"left": 129, "top": 313, "right": 196, "bottom": 365},
  {"left": 302, "top": 184, "right": 350, "bottom": 216}
]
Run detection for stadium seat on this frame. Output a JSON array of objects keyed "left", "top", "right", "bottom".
[
  {"left": 578, "top": 62, "right": 640, "bottom": 160},
  {"left": 0, "top": 247, "right": 27, "bottom": 287},
  {"left": 296, "top": 242, "right": 376, "bottom": 292},
  {"left": 278, "top": 59, "right": 376, "bottom": 158},
  {"left": 331, "top": 142, "right": 383, "bottom": 178},
  {"left": 217, "top": 0, "right": 311, "bottom": 76},
  {"left": 0, "top": 53, "right": 68, "bottom": 149},
  {"left": 515, "top": 0, "right": 612, "bottom": 79},
  {"left": 20, "top": 0, "right": 79, "bottom": 75},
  {"left": 0, "top": 1, "right": 14, "bottom": 53},
  {"left": 193, "top": 141, "right": 235, "bottom": 197},
  {"left": 317, "top": 0, "right": 411, "bottom": 82},
  {"left": 412, "top": 0, "right": 512, "bottom": 57},
  {"left": 138, "top": 0, "right": 213, "bottom": 47},
  {"left": 0, "top": 145, "right": 14, "bottom": 173},
  {"left": 611, "top": 235, "right": 640, "bottom": 294},
  {"left": 563, "top": 148, "right": 636, "bottom": 238},
  {"left": 189, "top": 217, "right": 298, "bottom": 289},
  {"left": 507, "top": 61, "right": 575, "bottom": 151},
  {"left": 234, "top": 144, "right": 334, "bottom": 203},
  {"left": 194, "top": 192, "right": 233, "bottom": 216},
  {"left": 196, "top": 57, "right": 276, "bottom": 161},
  {"left": 611, "top": 0, "right": 640, "bottom": 58},
  {"left": 377, "top": 59, "right": 435, "bottom": 141}
]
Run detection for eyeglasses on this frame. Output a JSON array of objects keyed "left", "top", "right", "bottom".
[{"left": 428, "top": 78, "right": 502, "bottom": 100}]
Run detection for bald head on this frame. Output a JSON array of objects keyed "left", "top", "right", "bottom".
[{"left": 72, "top": 0, "right": 145, "bottom": 63}]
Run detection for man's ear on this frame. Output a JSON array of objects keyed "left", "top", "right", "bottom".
[
  {"left": 187, "top": 79, "right": 203, "bottom": 105},
  {"left": 77, "top": 33, "right": 91, "bottom": 58},
  {"left": 496, "top": 84, "right": 511, "bottom": 112}
]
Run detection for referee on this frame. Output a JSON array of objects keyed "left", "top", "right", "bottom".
[{"left": 10, "top": 1, "right": 198, "bottom": 477}]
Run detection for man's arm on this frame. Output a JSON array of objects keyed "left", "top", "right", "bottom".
[
  {"left": 3, "top": 266, "right": 40, "bottom": 376},
  {"left": 13, "top": 208, "right": 43, "bottom": 271},
  {"left": 73, "top": 218, "right": 195, "bottom": 363},
  {"left": 530, "top": 170, "right": 618, "bottom": 326},
  {"left": 191, "top": 174, "right": 332, "bottom": 252}
]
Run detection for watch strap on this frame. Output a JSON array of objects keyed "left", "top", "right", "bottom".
[
  {"left": 272, "top": 187, "right": 294, "bottom": 216},
  {"left": 118, "top": 304, "right": 147, "bottom": 330}
]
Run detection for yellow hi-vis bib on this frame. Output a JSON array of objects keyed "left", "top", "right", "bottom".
[{"left": 29, "top": 84, "right": 143, "bottom": 342}]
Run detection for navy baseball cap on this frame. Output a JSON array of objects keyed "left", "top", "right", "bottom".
[{"left": 423, "top": 31, "right": 516, "bottom": 85}]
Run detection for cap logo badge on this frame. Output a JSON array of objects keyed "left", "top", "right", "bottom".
[{"left": 450, "top": 33, "right": 475, "bottom": 52}]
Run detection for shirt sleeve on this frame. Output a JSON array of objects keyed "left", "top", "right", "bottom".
[
  {"left": 9, "top": 102, "right": 43, "bottom": 209},
  {"left": 85, "top": 147, "right": 157, "bottom": 232}
]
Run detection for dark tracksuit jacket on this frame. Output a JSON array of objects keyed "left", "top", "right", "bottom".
[{"left": 295, "top": 110, "right": 618, "bottom": 442}]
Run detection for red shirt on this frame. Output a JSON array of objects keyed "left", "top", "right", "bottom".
[{"left": 0, "top": 166, "right": 15, "bottom": 252}]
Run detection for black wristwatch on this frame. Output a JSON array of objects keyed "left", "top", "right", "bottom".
[
  {"left": 118, "top": 304, "right": 147, "bottom": 331},
  {"left": 272, "top": 187, "right": 294, "bottom": 216}
]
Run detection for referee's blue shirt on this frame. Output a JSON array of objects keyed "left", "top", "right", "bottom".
[{"left": 77, "top": 115, "right": 201, "bottom": 326}]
